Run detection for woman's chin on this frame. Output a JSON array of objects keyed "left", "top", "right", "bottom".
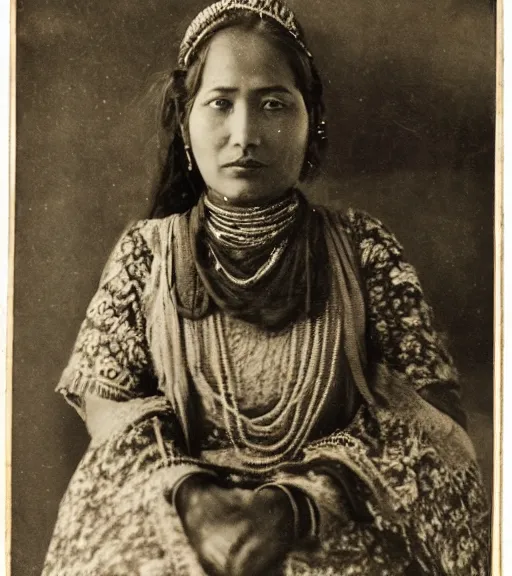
[{"left": 207, "top": 184, "right": 292, "bottom": 207}]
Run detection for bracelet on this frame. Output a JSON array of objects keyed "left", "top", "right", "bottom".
[
  {"left": 171, "top": 470, "right": 218, "bottom": 510},
  {"left": 303, "top": 492, "right": 319, "bottom": 540},
  {"left": 255, "top": 483, "right": 300, "bottom": 541}
]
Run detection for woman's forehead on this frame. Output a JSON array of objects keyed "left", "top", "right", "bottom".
[{"left": 198, "top": 27, "right": 296, "bottom": 91}]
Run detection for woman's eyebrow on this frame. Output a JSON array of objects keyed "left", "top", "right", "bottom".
[
  {"left": 254, "top": 85, "right": 293, "bottom": 95},
  {"left": 204, "top": 85, "right": 293, "bottom": 95},
  {"left": 205, "top": 87, "right": 238, "bottom": 94}
]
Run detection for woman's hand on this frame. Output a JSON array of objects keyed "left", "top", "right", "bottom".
[
  {"left": 175, "top": 477, "right": 254, "bottom": 575},
  {"left": 225, "top": 487, "right": 295, "bottom": 576},
  {"left": 175, "top": 479, "right": 295, "bottom": 576}
]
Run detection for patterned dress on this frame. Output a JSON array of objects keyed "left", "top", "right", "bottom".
[{"left": 42, "top": 208, "right": 490, "bottom": 576}]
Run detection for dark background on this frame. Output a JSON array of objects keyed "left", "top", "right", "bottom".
[{"left": 14, "top": 0, "right": 496, "bottom": 574}]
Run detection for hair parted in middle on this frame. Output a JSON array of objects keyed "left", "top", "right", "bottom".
[{"left": 149, "top": 6, "right": 327, "bottom": 218}]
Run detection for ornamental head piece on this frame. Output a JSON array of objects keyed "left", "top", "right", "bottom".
[{"left": 178, "top": 0, "right": 312, "bottom": 69}]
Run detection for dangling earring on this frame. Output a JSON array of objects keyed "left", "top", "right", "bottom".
[
  {"left": 178, "top": 109, "right": 193, "bottom": 171},
  {"left": 184, "top": 143, "right": 193, "bottom": 171},
  {"left": 317, "top": 120, "right": 327, "bottom": 142}
]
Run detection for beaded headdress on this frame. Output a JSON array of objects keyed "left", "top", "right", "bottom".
[
  {"left": 178, "top": 0, "right": 313, "bottom": 69},
  {"left": 167, "top": 0, "right": 326, "bottom": 187}
]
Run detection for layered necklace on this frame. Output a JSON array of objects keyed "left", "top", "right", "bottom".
[
  {"left": 148, "top": 199, "right": 365, "bottom": 466},
  {"left": 180, "top": 190, "right": 329, "bottom": 329},
  {"left": 177, "top": 191, "right": 337, "bottom": 471},
  {"left": 203, "top": 192, "right": 300, "bottom": 288},
  {"left": 184, "top": 287, "right": 342, "bottom": 471}
]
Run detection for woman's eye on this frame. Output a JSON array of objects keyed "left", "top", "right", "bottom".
[
  {"left": 209, "top": 99, "right": 232, "bottom": 110},
  {"left": 262, "top": 99, "right": 286, "bottom": 111}
]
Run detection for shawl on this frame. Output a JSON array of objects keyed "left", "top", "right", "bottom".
[
  {"left": 144, "top": 207, "right": 475, "bottom": 470},
  {"left": 45, "top": 208, "right": 488, "bottom": 576}
]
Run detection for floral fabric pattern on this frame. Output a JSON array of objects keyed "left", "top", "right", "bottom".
[
  {"left": 345, "top": 209, "right": 459, "bottom": 393},
  {"left": 56, "top": 220, "right": 157, "bottom": 412},
  {"left": 42, "top": 209, "right": 490, "bottom": 575},
  {"left": 280, "top": 404, "right": 488, "bottom": 575},
  {"left": 42, "top": 409, "right": 206, "bottom": 575}
]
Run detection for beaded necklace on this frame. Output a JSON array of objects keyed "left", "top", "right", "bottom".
[
  {"left": 146, "top": 206, "right": 369, "bottom": 461},
  {"left": 204, "top": 192, "right": 300, "bottom": 247},
  {"left": 203, "top": 192, "right": 300, "bottom": 288},
  {"left": 178, "top": 194, "right": 336, "bottom": 468},
  {"left": 208, "top": 241, "right": 288, "bottom": 288},
  {"left": 180, "top": 190, "right": 326, "bottom": 329},
  {"left": 184, "top": 272, "right": 343, "bottom": 471}
]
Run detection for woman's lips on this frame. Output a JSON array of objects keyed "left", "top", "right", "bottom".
[
  {"left": 222, "top": 158, "right": 266, "bottom": 168},
  {"left": 222, "top": 158, "right": 267, "bottom": 176}
]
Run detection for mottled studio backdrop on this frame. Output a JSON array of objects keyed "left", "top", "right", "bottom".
[{"left": 14, "top": 0, "right": 495, "bottom": 574}]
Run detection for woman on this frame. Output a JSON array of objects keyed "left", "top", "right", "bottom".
[{"left": 42, "top": 1, "right": 490, "bottom": 574}]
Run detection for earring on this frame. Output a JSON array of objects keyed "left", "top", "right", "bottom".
[
  {"left": 184, "top": 144, "right": 193, "bottom": 171},
  {"left": 179, "top": 115, "right": 193, "bottom": 171},
  {"left": 317, "top": 120, "right": 327, "bottom": 141}
]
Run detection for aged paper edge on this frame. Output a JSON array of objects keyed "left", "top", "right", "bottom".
[
  {"left": 2, "top": 0, "right": 505, "bottom": 574},
  {"left": 3, "top": 1, "right": 14, "bottom": 574},
  {"left": 492, "top": 0, "right": 504, "bottom": 574}
]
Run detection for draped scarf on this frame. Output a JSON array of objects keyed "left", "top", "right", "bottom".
[
  {"left": 172, "top": 191, "right": 330, "bottom": 330},
  {"left": 144, "top": 197, "right": 372, "bottom": 453}
]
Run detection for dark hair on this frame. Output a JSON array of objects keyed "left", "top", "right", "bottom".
[{"left": 149, "top": 12, "right": 327, "bottom": 218}]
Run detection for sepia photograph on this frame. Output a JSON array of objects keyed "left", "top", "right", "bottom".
[{"left": 12, "top": 0, "right": 497, "bottom": 574}]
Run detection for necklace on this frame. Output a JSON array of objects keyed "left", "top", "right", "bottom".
[
  {"left": 208, "top": 240, "right": 288, "bottom": 288},
  {"left": 181, "top": 189, "right": 328, "bottom": 329},
  {"left": 203, "top": 191, "right": 301, "bottom": 288},
  {"left": 184, "top": 273, "right": 342, "bottom": 471}
]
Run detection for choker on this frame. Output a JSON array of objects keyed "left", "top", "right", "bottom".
[
  {"left": 172, "top": 191, "right": 330, "bottom": 329},
  {"left": 203, "top": 192, "right": 300, "bottom": 288}
]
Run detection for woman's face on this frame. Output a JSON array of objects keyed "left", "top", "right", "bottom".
[{"left": 188, "top": 27, "right": 309, "bottom": 206}]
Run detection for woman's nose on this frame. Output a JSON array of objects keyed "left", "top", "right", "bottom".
[{"left": 228, "top": 103, "right": 261, "bottom": 150}]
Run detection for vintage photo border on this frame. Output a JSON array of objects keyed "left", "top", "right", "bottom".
[
  {"left": 2, "top": 0, "right": 507, "bottom": 573},
  {"left": 493, "top": 1, "right": 504, "bottom": 573},
  {"left": 3, "top": 0, "right": 13, "bottom": 573}
]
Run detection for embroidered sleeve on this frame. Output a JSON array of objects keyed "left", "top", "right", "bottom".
[
  {"left": 56, "top": 220, "right": 157, "bottom": 416},
  {"left": 345, "top": 210, "right": 463, "bottom": 412},
  {"left": 277, "top": 405, "right": 488, "bottom": 575},
  {"left": 264, "top": 211, "right": 486, "bottom": 572}
]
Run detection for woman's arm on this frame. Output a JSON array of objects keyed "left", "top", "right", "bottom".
[
  {"left": 347, "top": 208, "right": 467, "bottom": 427},
  {"left": 56, "top": 219, "right": 225, "bottom": 501},
  {"left": 263, "top": 210, "right": 488, "bottom": 574},
  {"left": 56, "top": 220, "right": 157, "bottom": 414}
]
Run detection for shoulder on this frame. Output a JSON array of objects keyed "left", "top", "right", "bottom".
[
  {"left": 110, "top": 214, "right": 185, "bottom": 259},
  {"left": 99, "top": 215, "right": 181, "bottom": 285},
  {"left": 104, "top": 219, "right": 155, "bottom": 271},
  {"left": 318, "top": 206, "right": 404, "bottom": 267}
]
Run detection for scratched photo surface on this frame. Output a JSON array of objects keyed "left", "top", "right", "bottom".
[{"left": 14, "top": 0, "right": 495, "bottom": 574}]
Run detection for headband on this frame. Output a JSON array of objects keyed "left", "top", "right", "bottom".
[{"left": 178, "top": 0, "right": 313, "bottom": 69}]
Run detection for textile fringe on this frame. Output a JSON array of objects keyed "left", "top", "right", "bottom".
[
  {"left": 87, "top": 396, "right": 171, "bottom": 447},
  {"left": 56, "top": 364, "right": 134, "bottom": 421},
  {"left": 319, "top": 208, "right": 375, "bottom": 408},
  {"left": 372, "top": 364, "right": 477, "bottom": 465}
]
